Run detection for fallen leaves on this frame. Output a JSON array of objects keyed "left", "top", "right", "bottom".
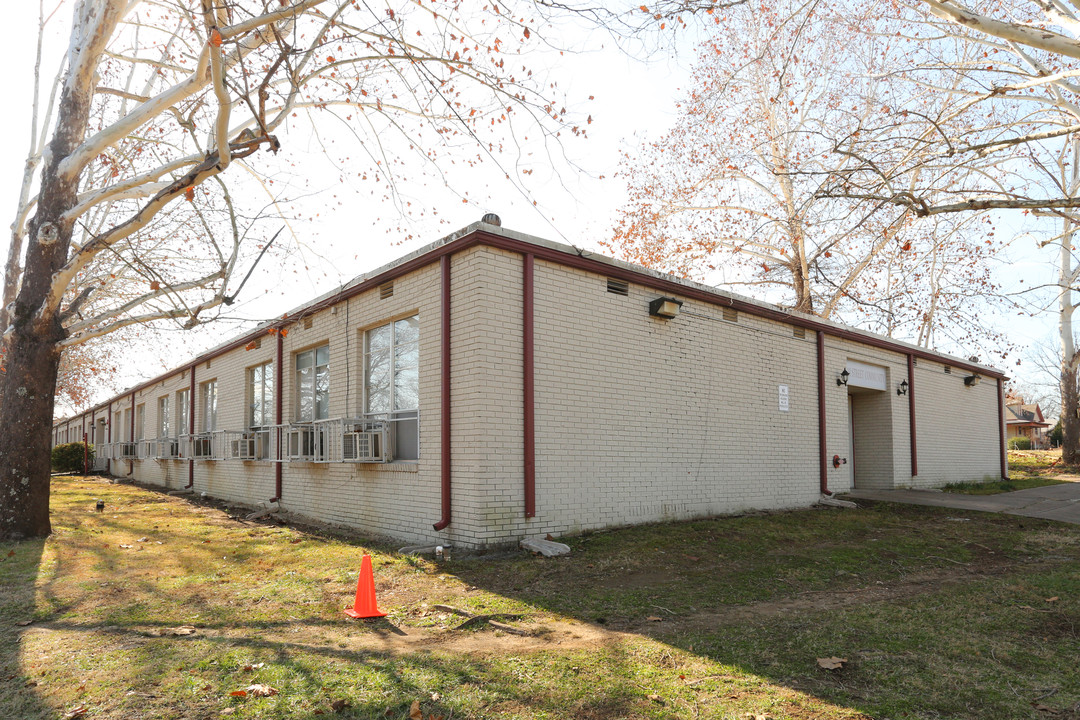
[
  {"left": 62, "top": 707, "right": 88, "bottom": 720},
  {"left": 816, "top": 656, "right": 848, "bottom": 670},
  {"left": 409, "top": 700, "right": 423, "bottom": 720},
  {"left": 646, "top": 615, "right": 663, "bottom": 622},
  {"left": 158, "top": 626, "right": 197, "bottom": 637},
  {"left": 245, "top": 684, "right": 278, "bottom": 697}
]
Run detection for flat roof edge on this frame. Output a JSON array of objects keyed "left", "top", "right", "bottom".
[{"left": 55, "top": 221, "right": 1006, "bottom": 423}]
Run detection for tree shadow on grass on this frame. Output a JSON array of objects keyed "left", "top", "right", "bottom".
[
  {"left": 32, "top": 477, "right": 1080, "bottom": 719},
  {"left": 0, "top": 537, "right": 54, "bottom": 720},
  {"left": 448, "top": 506, "right": 1080, "bottom": 720}
]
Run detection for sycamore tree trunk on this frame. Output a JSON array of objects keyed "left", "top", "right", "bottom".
[
  {"left": 0, "top": 330, "right": 63, "bottom": 539},
  {"left": 0, "top": 154, "right": 78, "bottom": 538},
  {"left": 0, "top": 1, "right": 118, "bottom": 540},
  {"left": 1063, "top": 367, "right": 1080, "bottom": 465}
]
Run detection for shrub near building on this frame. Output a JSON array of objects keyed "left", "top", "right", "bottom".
[{"left": 51, "top": 442, "right": 93, "bottom": 474}]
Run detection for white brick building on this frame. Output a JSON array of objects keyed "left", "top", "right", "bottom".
[{"left": 53, "top": 221, "right": 1007, "bottom": 549}]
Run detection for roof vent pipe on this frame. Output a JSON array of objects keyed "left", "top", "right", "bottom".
[{"left": 481, "top": 213, "right": 501, "bottom": 227}]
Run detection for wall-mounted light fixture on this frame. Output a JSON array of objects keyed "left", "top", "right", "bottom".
[
  {"left": 648, "top": 296, "right": 683, "bottom": 319},
  {"left": 964, "top": 374, "right": 981, "bottom": 387},
  {"left": 897, "top": 379, "right": 909, "bottom": 396},
  {"left": 836, "top": 369, "right": 850, "bottom": 387}
]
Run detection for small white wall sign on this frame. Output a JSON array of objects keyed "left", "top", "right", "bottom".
[{"left": 778, "top": 384, "right": 790, "bottom": 412}]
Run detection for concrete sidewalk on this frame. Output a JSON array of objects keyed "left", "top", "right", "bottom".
[{"left": 843, "top": 481, "right": 1080, "bottom": 525}]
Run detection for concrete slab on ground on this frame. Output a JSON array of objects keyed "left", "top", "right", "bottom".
[{"left": 843, "top": 482, "right": 1080, "bottom": 526}]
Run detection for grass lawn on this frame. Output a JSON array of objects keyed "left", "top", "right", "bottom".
[
  {"left": 2, "top": 477, "right": 1079, "bottom": 719},
  {"left": 942, "top": 450, "right": 1073, "bottom": 495}
]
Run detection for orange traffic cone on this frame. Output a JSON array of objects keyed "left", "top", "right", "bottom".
[{"left": 344, "top": 554, "right": 386, "bottom": 619}]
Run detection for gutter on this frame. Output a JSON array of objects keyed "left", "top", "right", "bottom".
[{"left": 69, "top": 228, "right": 1007, "bottom": 424}]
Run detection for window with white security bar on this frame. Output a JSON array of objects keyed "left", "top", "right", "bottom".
[
  {"left": 295, "top": 345, "right": 329, "bottom": 422},
  {"left": 364, "top": 315, "right": 419, "bottom": 460}
]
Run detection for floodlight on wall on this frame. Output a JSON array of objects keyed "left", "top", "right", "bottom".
[
  {"left": 648, "top": 296, "right": 683, "bottom": 319},
  {"left": 897, "top": 379, "right": 909, "bottom": 396},
  {"left": 836, "top": 369, "right": 850, "bottom": 387},
  {"left": 964, "top": 374, "right": 981, "bottom": 387}
]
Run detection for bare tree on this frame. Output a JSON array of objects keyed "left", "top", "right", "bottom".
[
  {"left": 604, "top": 0, "right": 1005, "bottom": 350},
  {"left": 0, "top": 0, "right": 721, "bottom": 539},
  {"left": 805, "top": 1, "right": 1080, "bottom": 461}
]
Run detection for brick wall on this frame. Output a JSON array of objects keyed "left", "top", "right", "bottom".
[{"left": 53, "top": 234, "right": 1006, "bottom": 548}]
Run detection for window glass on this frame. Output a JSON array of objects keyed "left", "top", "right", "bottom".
[
  {"left": 177, "top": 389, "right": 189, "bottom": 435},
  {"left": 365, "top": 315, "right": 419, "bottom": 460},
  {"left": 136, "top": 404, "right": 145, "bottom": 440},
  {"left": 202, "top": 381, "right": 217, "bottom": 432},
  {"left": 159, "top": 396, "right": 171, "bottom": 438},
  {"left": 295, "top": 346, "right": 329, "bottom": 422},
  {"left": 249, "top": 362, "right": 274, "bottom": 428}
]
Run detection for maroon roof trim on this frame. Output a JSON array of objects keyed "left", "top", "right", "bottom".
[{"left": 60, "top": 227, "right": 1005, "bottom": 423}]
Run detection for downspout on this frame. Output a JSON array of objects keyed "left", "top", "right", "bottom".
[
  {"left": 908, "top": 354, "right": 918, "bottom": 477},
  {"left": 523, "top": 253, "right": 535, "bottom": 518},
  {"left": 272, "top": 330, "right": 284, "bottom": 502},
  {"left": 998, "top": 377, "right": 1008, "bottom": 479},
  {"left": 128, "top": 392, "right": 135, "bottom": 477},
  {"left": 106, "top": 401, "right": 111, "bottom": 475},
  {"left": 433, "top": 254, "right": 452, "bottom": 531},
  {"left": 186, "top": 366, "right": 196, "bottom": 489},
  {"left": 83, "top": 413, "right": 89, "bottom": 475},
  {"left": 816, "top": 330, "right": 831, "bottom": 495}
]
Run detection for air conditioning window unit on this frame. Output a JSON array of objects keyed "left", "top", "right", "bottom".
[
  {"left": 343, "top": 422, "right": 389, "bottom": 463},
  {"left": 230, "top": 436, "right": 256, "bottom": 460}
]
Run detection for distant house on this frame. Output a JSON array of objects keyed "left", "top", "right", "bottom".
[{"left": 1005, "top": 394, "right": 1050, "bottom": 448}]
